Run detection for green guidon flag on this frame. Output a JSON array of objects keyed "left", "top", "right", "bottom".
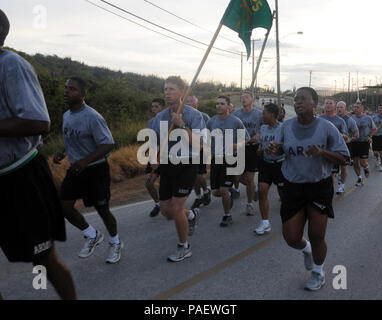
[{"left": 221, "top": 0, "right": 273, "bottom": 59}]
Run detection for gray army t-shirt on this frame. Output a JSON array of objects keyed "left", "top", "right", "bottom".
[
  {"left": 206, "top": 114, "right": 249, "bottom": 156},
  {"left": 276, "top": 117, "right": 350, "bottom": 183},
  {"left": 0, "top": 50, "right": 50, "bottom": 167},
  {"left": 372, "top": 115, "right": 382, "bottom": 136},
  {"left": 152, "top": 105, "right": 206, "bottom": 158},
  {"left": 319, "top": 114, "right": 348, "bottom": 135},
  {"left": 233, "top": 108, "right": 262, "bottom": 139},
  {"left": 260, "top": 123, "right": 284, "bottom": 161},
  {"left": 341, "top": 114, "right": 358, "bottom": 139},
  {"left": 63, "top": 104, "right": 114, "bottom": 164},
  {"left": 352, "top": 114, "right": 376, "bottom": 141}
]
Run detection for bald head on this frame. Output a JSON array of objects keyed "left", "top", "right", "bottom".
[
  {"left": 186, "top": 95, "right": 199, "bottom": 109},
  {"left": 0, "top": 10, "right": 10, "bottom": 46},
  {"left": 336, "top": 101, "right": 347, "bottom": 117}
]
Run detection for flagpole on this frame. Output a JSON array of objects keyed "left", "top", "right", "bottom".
[
  {"left": 157, "top": 23, "right": 223, "bottom": 164},
  {"left": 275, "top": 0, "right": 281, "bottom": 107}
]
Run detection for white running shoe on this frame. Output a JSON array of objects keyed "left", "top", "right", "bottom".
[
  {"left": 254, "top": 221, "right": 271, "bottom": 235},
  {"left": 304, "top": 271, "right": 326, "bottom": 291},
  {"left": 336, "top": 184, "right": 345, "bottom": 195},
  {"left": 106, "top": 240, "right": 123, "bottom": 264},
  {"left": 167, "top": 245, "right": 192, "bottom": 262},
  {"left": 246, "top": 203, "right": 256, "bottom": 216},
  {"left": 379, "top": 166, "right": 382, "bottom": 172},
  {"left": 78, "top": 231, "right": 104, "bottom": 258}
]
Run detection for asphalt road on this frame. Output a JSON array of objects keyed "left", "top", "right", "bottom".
[{"left": 1, "top": 103, "right": 382, "bottom": 300}]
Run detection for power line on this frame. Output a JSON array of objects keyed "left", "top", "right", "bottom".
[
  {"left": 100, "top": 0, "right": 242, "bottom": 56},
  {"left": 85, "top": 0, "right": 239, "bottom": 60},
  {"left": 143, "top": 0, "right": 243, "bottom": 46}
]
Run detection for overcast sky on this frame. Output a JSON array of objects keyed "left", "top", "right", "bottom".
[{"left": 2, "top": 0, "right": 382, "bottom": 92}]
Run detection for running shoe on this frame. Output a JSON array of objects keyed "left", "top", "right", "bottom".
[
  {"left": 167, "top": 244, "right": 192, "bottom": 262},
  {"left": 379, "top": 166, "right": 382, "bottom": 172},
  {"left": 191, "top": 197, "right": 204, "bottom": 209},
  {"left": 355, "top": 177, "right": 363, "bottom": 186},
  {"left": 149, "top": 205, "right": 160, "bottom": 217},
  {"left": 220, "top": 215, "right": 233, "bottom": 227},
  {"left": 254, "top": 221, "right": 271, "bottom": 235},
  {"left": 202, "top": 188, "right": 211, "bottom": 206},
  {"left": 188, "top": 208, "right": 200, "bottom": 236},
  {"left": 304, "top": 271, "right": 326, "bottom": 291},
  {"left": 364, "top": 168, "right": 370, "bottom": 178},
  {"left": 106, "top": 240, "right": 123, "bottom": 264},
  {"left": 246, "top": 203, "right": 256, "bottom": 216},
  {"left": 336, "top": 184, "right": 345, "bottom": 195},
  {"left": 377, "top": 158, "right": 381, "bottom": 166},
  {"left": 78, "top": 231, "right": 104, "bottom": 258}
]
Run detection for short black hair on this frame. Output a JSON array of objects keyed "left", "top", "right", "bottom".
[
  {"left": 0, "top": 10, "right": 10, "bottom": 46},
  {"left": 264, "top": 103, "right": 280, "bottom": 119},
  {"left": 217, "top": 95, "right": 230, "bottom": 105},
  {"left": 68, "top": 76, "right": 87, "bottom": 94},
  {"left": 152, "top": 98, "right": 165, "bottom": 107},
  {"left": 297, "top": 87, "right": 318, "bottom": 104}
]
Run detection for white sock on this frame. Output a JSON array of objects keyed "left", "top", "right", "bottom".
[
  {"left": 109, "top": 234, "right": 120, "bottom": 245},
  {"left": 262, "top": 219, "right": 270, "bottom": 225},
  {"left": 234, "top": 188, "right": 240, "bottom": 192},
  {"left": 83, "top": 225, "right": 97, "bottom": 239},
  {"left": 224, "top": 213, "right": 232, "bottom": 217},
  {"left": 203, "top": 189, "right": 209, "bottom": 195},
  {"left": 313, "top": 262, "right": 324, "bottom": 276},
  {"left": 359, "top": 175, "right": 363, "bottom": 179},
  {"left": 178, "top": 241, "right": 189, "bottom": 248},
  {"left": 302, "top": 240, "right": 312, "bottom": 254},
  {"left": 196, "top": 194, "right": 203, "bottom": 199},
  {"left": 364, "top": 166, "right": 369, "bottom": 170},
  {"left": 188, "top": 210, "right": 195, "bottom": 220},
  {"left": 155, "top": 202, "right": 160, "bottom": 207}
]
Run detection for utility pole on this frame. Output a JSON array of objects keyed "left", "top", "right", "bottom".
[
  {"left": 348, "top": 72, "right": 351, "bottom": 105},
  {"left": 334, "top": 80, "right": 337, "bottom": 95},
  {"left": 240, "top": 52, "right": 243, "bottom": 95},
  {"left": 252, "top": 39, "right": 255, "bottom": 97},
  {"left": 275, "top": 0, "right": 281, "bottom": 107}
]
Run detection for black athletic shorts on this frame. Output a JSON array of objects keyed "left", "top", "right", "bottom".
[
  {"left": 145, "top": 162, "right": 160, "bottom": 175},
  {"left": 60, "top": 161, "right": 111, "bottom": 207},
  {"left": 0, "top": 153, "right": 66, "bottom": 262},
  {"left": 372, "top": 136, "right": 382, "bottom": 151},
  {"left": 210, "top": 157, "right": 235, "bottom": 190},
  {"left": 159, "top": 163, "right": 198, "bottom": 200},
  {"left": 280, "top": 176, "right": 334, "bottom": 223},
  {"left": 258, "top": 159, "right": 286, "bottom": 189},
  {"left": 350, "top": 141, "right": 370, "bottom": 159},
  {"left": 244, "top": 144, "right": 259, "bottom": 173}
]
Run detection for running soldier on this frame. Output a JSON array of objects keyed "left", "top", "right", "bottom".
[
  {"left": 151, "top": 76, "right": 205, "bottom": 262},
  {"left": 269, "top": 87, "right": 350, "bottom": 291},
  {"left": 0, "top": 9, "right": 76, "bottom": 299},
  {"left": 336, "top": 101, "right": 359, "bottom": 193},
  {"left": 351, "top": 102, "right": 376, "bottom": 186},
  {"left": 372, "top": 105, "right": 382, "bottom": 171},
  {"left": 233, "top": 91, "right": 262, "bottom": 215},
  {"left": 186, "top": 95, "right": 211, "bottom": 210},
  {"left": 255, "top": 103, "right": 285, "bottom": 235},
  {"left": 54, "top": 77, "right": 123, "bottom": 264},
  {"left": 146, "top": 98, "right": 165, "bottom": 217},
  {"left": 206, "top": 96, "right": 249, "bottom": 227}
]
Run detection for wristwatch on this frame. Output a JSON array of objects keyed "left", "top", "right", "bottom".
[{"left": 180, "top": 124, "right": 187, "bottom": 129}]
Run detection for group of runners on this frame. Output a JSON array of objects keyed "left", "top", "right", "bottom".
[{"left": 1, "top": 8, "right": 382, "bottom": 299}]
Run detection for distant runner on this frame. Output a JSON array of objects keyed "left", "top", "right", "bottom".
[
  {"left": 186, "top": 95, "right": 211, "bottom": 210},
  {"left": 372, "top": 105, "right": 382, "bottom": 172},
  {"left": 146, "top": 98, "right": 165, "bottom": 217}
]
